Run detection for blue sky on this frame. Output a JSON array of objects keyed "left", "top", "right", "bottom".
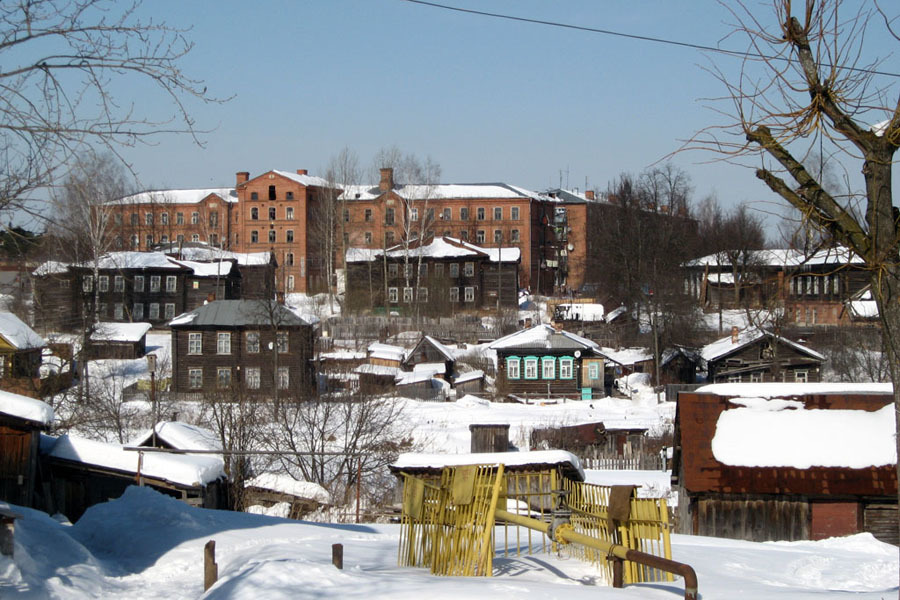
[{"left": 113, "top": 0, "right": 896, "bottom": 232}]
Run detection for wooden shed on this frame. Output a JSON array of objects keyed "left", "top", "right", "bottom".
[
  {"left": 701, "top": 327, "right": 825, "bottom": 384},
  {"left": 243, "top": 472, "right": 331, "bottom": 519},
  {"left": 672, "top": 383, "right": 897, "bottom": 545},
  {"left": 86, "top": 322, "right": 152, "bottom": 360},
  {"left": 0, "top": 391, "right": 53, "bottom": 508},
  {"left": 0, "top": 312, "right": 45, "bottom": 384}
]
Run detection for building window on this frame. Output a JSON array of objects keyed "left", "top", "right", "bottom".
[
  {"left": 795, "top": 369, "right": 809, "bottom": 383},
  {"left": 250, "top": 192, "right": 259, "bottom": 200},
  {"left": 365, "top": 208, "right": 373, "bottom": 222},
  {"left": 269, "top": 207, "right": 276, "bottom": 220},
  {"left": 286, "top": 230, "right": 294, "bottom": 243},
  {"left": 98, "top": 276, "right": 109, "bottom": 292},
  {"left": 268, "top": 185, "right": 276, "bottom": 200},
  {"left": 161, "top": 212, "right": 169, "bottom": 225},
  {"left": 342, "top": 232, "right": 349, "bottom": 248},
  {"left": 160, "top": 235, "right": 169, "bottom": 244},
  {"left": 511, "top": 206, "right": 520, "bottom": 220},
  {"left": 494, "top": 207, "right": 502, "bottom": 220},
  {"left": 276, "top": 331, "right": 289, "bottom": 353},
  {"left": 524, "top": 357, "right": 538, "bottom": 379},
  {"left": 277, "top": 366, "right": 289, "bottom": 390},
  {"left": 246, "top": 367, "right": 261, "bottom": 389},
  {"left": 403, "top": 287, "right": 413, "bottom": 303},
  {"left": 114, "top": 303, "right": 124, "bottom": 320},
  {"left": 507, "top": 356, "right": 521, "bottom": 379},
  {"left": 209, "top": 212, "right": 218, "bottom": 228},
  {"left": 385, "top": 231, "right": 395, "bottom": 245},
  {"left": 251, "top": 230, "right": 259, "bottom": 243},
  {"left": 246, "top": 331, "right": 260, "bottom": 353},
  {"left": 750, "top": 372, "right": 762, "bottom": 383},
  {"left": 208, "top": 233, "right": 218, "bottom": 246},
  {"left": 217, "top": 332, "right": 231, "bottom": 354},
  {"left": 268, "top": 230, "right": 276, "bottom": 243},
  {"left": 559, "top": 357, "right": 574, "bottom": 379},
  {"left": 464, "top": 262, "right": 474, "bottom": 277},
  {"left": 189, "top": 368, "right": 203, "bottom": 389},
  {"left": 166, "top": 276, "right": 177, "bottom": 292},
  {"left": 464, "top": 286, "right": 475, "bottom": 302},
  {"left": 494, "top": 230, "right": 502, "bottom": 244},
  {"left": 188, "top": 332, "right": 202, "bottom": 354},
  {"left": 388, "top": 287, "right": 399, "bottom": 303},
  {"left": 133, "top": 303, "right": 144, "bottom": 320},
  {"left": 191, "top": 212, "right": 199, "bottom": 224},
  {"left": 216, "top": 367, "right": 231, "bottom": 388},
  {"left": 426, "top": 207, "right": 434, "bottom": 223},
  {"left": 460, "top": 207, "right": 469, "bottom": 221},
  {"left": 176, "top": 212, "right": 184, "bottom": 225},
  {"left": 511, "top": 229, "right": 520, "bottom": 242},
  {"left": 419, "top": 263, "right": 428, "bottom": 277},
  {"left": 176, "top": 234, "right": 184, "bottom": 244},
  {"left": 130, "top": 213, "right": 138, "bottom": 226},
  {"left": 287, "top": 275, "right": 295, "bottom": 291},
  {"left": 146, "top": 234, "right": 153, "bottom": 248},
  {"left": 131, "top": 235, "right": 139, "bottom": 249},
  {"left": 364, "top": 232, "right": 372, "bottom": 244},
  {"left": 449, "top": 287, "right": 459, "bottom": 302},
  {"left": 727, "top": 374, "right": 742, "bottom": 383},
  {"left": 387, "top": 263, "right": 398, "bottom": 278},
  {"left": 286, "top": 206, "right": 294, "bottom": 219},
  {"left": 286, "top": 252, "right": 294, "bottom": 266},
  {"left": 286, "top": 191, "right": 294, "bottom": 200},
  {"left": 449, "top": 263, "right": 459, "bottom": 278},
  {"left": 149, "top": 303, "right": 159, "bottom": 320},
  {"left": 145, "top": 213, "right": 153, "bottom": 225},
  {"left": 477, "top": 207, "right": 485, "bottom": 220},
  {"left": 476, "top": 230, "right": 485, "bottom": 243},
  {"left": 385, "top": 207, "right": 395, "bottom": 225},
  {"left": 342, "top": 208, "right": 350, "bottom": 222},
  {"left": 460, "top": 230, "right": 469, "bottom": 241},
  {"left": 442, "top": 207, "right": 451, "bottom": 221},
  {"left": 134, "top": 275, "right": 144, "bottom": 292},
  {"left": 192, "top": 234, "right": 200, "bottom": 242},
  {"left": 542, "top": 357, "right": 556, "bottom": 379},
  {"left": 588, "top": 362, "right": 599, "bottom": 380},
  {"left": 417, "top": 287, "right": 428, "bottom": 302},
  {"left": 150, "top": 276, "right": 161, "bottom": 292},
  {"left": 164, "top": 303, "right": 175, "bottom": 319},
  {"left": 251, "top": 207, "right": 259, "bottom": 220},
  {"left": 435, "top": 263, "right": 444, "bottom": 277}
]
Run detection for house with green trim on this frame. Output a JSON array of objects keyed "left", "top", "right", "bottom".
[{"left": 489, "top": 324, "right": 607, "bottom": 400}]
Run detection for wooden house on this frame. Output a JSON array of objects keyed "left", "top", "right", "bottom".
[
  {"left": 86, "top": 322, "right": 152, "bottom": 360},
  {"left": 701, "top": 327, "right": 825, "bottom": 383},
  {"left": 131, "top": 420, "right": 221, "bottom": 454},
  {"left": 659, "top": 346, "right": 699, "bottom": 385},
  {"left": 243, "top": 472, "right": 330, "bottom": 519},
  {"left": 0, "top": 391, "right": 53, "bottom": 508},
  {"left": 0, "top": 312, "right": 45, "bottom": 383},
  {"left": 489, "top": 324, "right": 606, "bottom": 400},
  {"left": 672, "top": 383, "right": 897, "bottom": 544}
]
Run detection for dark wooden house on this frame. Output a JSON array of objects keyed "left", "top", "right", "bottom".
[
  {"left": 701, "top": 327, "right": 825, "bottom": 384},
  {"left": 86, "top": 322, "right": 152, "bottom": 360},
  {"left": 169, "top": 299, "right": 317, "bottom": 397},
  {"left": 659, "top": 346, "right": 700, "bottom": 385},
  {"left": 489, "top": 324, "right": 606, "bottom": 400},
  {"left": 0, "top": 312, "right": 45, "bottom": 384},
  {"left": 0, "top": 391, "right": 53, "bottom": 508},
  {"left": 672, "top": 383, "right": 897, "bottom": 544}
]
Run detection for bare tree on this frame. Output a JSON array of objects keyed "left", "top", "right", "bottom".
[
  {"left": 319, "top": 147, "right": 361, "bottom": 311},
  {"left": 0, "top": 0, "right": 222, "bottom": 217},
  {"left": 690, "top": 0, "right": 900, "bottom": 558}
]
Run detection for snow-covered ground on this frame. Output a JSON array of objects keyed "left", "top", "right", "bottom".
[{"left": 2, "top": 486, "right": 896, "bottom": 599}]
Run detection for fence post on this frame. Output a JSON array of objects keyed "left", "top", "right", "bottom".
[
  {"left": 332, "top": 543, "right": 343, "bottom": 569},
  {"left": 204, "top": 540, "right": 218, "bottom": 591}
]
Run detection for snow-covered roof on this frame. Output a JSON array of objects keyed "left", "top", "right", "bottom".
[
  {"left": 368, "top": 342, "right": 406, "bottom": 362},
  {"left": 687, "top": 246, "right": 863, "bottom": 268},
  {"left": 89, "top": 322, "right": 152, "bottom": 343},
  {"left": 164, "top": 246, "right": 272, "bottom": 266},
  {"left": 244, "top": 472, "right": 331, "bottom": 504},
  {"left": 712, "top": 398, "right": 896, "bottom": 469},
  {"left": 0, "top": 389, "right": 53, "bottom": 426},
  {"left": 489, "top": 324, "right": 599, "bottom": 352},
  {"left": 604, "top": 305, "right": 628, "bottom": 323},
  {"left": 354, "top": 363, "right": 401, "bottom": 377},
  {"left": 130, "top": 421, "right": 222, "bottom": 453},
  {"left": 0, "top": 312, "right": 45, "bottom": 349},
  {"left": 340, "top": 182, "right": 548, "bottom": 202},
  {"left": 555, "top": 303, "right": 605, "bottom": 322},
  {"left": 110, "top": 188, "right": 237, "bottom": 206},
  {"left": 169, "top": 300, "right": 316, "bottom": 327},
  {"left": 599, "top": 346, "right": 652, "bottom": 366},
  {"left": 271, "top": 170, "right": 332, "bottom": 188},
  {"left": 420, "top": 335, "right": 456, "bottom": 362},
  {"left": 46, "top": 434, "right": 224, "bottom": 487},
  {"left": 396, "top": 369, "right": 442, "bottom": 386},
  {"left": 706, "top": 272, "right": 735, "bottom": 285},
  {"left": 453, "top": 369, "right": 484, "bottom": 384},
  {"left": 347, "top": 237, "right": 519, "bottom": 264},
  {"left": 695, "top": 382, "right": 893, "bottom": 397},
  {"left": 391, "top": 450, "right": 585, "bottom": 481},
  {"left": 169, "top": 259, "right": 235, "bottom": 277},
  {"left": 31, "top": 260, "right": 69, "bottom": 277},
  {"left": 63, "top": 251, "right": 185, "bottom": 271},
  {"left": 701, "top": 328, "right": 825, "bottom": 362}
]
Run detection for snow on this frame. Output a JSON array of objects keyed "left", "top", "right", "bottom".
[
  {"left": 3, "top": 485, "right": 897, "bottom": 599},
  {"left": 453, "top": 369, "right": 484, "bottom": 384},
  {"left": 244, "top": 473, "right": 331, "bottom": 504},
  {"left": 0, "top": 312, "right": 45, "bottom": 349},
  {"left": 0, "top": 389, "right": 53, "bottom": 425},
  {"left": 700, "top": 328, "right": 825, "bottom": 362},
  {"left": 272, "top": 169, "right": 332, "bottom": 188},
  {"left": 130, "top": 421, "right": 221, "bottom": 453},
  {"left": 89, "top": 322, "right": 152, "bottom": 343},
  {"left": 555, "top": 303, "right": 605, "bottom": 321},
  {"left": 46, "top": 434, "right": 225, "bottom": 486},
  {"left": 367, "top": 342, "right": 405, "bottom": 362},
  {"left": 111, "top": 187, "right": 237, "bottom": 205},
  {"left": 712, "top": 402, "right": 896, "bottom": 468},
  {"left": 489, "top": 324, "right": 598, "bottom": 350},
  {"left": 601, "top": 346, "right": 652, "bottom": 366},
  {"left": 393, "top": 450, "right": 585, "bottom": 480},
  {"left": 169, "top": 259, "right": 234, "bottom": 277},
  {"left": 583, "top": 469, "right": 673, "bottom": 502},
  {"left": 688, "top": 246, "right": 864, "bottom": 268},
  {"left": 171, "top": 247, "right": 272, "bottom": 266},
  {"left": 696, "top": 381, "right": 893, "bottom": 396},
  {"left": 354, "top": 363, "right": 401, "bottom": 377}
]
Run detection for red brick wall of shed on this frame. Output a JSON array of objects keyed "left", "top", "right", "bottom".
[{"left": 810, "top": 502, "right": 861, "bottom": 540}]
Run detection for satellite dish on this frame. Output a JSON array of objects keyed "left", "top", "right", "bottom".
[
  {"left": 574, "top": 350, "right": 581, "bottom": 358},
  {"left": 567, "top": 244, "right": 575, "bottom": 252}
]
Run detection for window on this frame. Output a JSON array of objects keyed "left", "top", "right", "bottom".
[
  {"left": 189, "top": 368, "right": 203, "bottom": 389},
  {"left": 343, "top": 208, "right": 350, "bottom": 222},
  {"left": 246, "top": 331, "right": 260, "bottom": 353},
  {"left": 286, "top": 230, "right": 294, "bottom": 243},
  {"left": 728, "top": 374, "right": 742, "bottom": 383},
  {"left": 385, "top": 208, "right": 395, "bottom": 225},
  {"left": 364, "top": 232, "right": 372, "bottom": 244},
  {"left": 435, "top": 263, "right": 444, "bottom": 277},
  {"left": 82, "top": 276, "right": 93, "bottom": 292},
  {"left": 343, "top": 232, "right": 349, "bottom": 247},
  {"left": 149, "top": 303, "right": 159, "bottom": 320},
  {"left": 276, "top": 331, "right": 289, "bottom": 353},
  {"left": 286, "top": 206, "right": 294, "bottom": 219},
  {"left": 268, "top": 185, "right": 276, "bottom": 200},
  {"left": 145, "top": 213, "right": 153, "bottom": 225},
  {"left": 146, "top": 234, "right": 153, "bottom": 248},
  {"left": 277, "top": 366, "right": 290, "bottom": 390},
  {"left": 133, "top": 303, "right": 144, "bottom": 320},
  {"left": 476, "top": 230, "right": 485, "bottom": 243},
  {"left": 217, "top": 367, "right": 231, "bottom": 388},
  {"left": 164, "top": 303, "right": 175, "bottom": 319},
  {"left": 166, "top": 276, "right": 177, "bottom": 292},
  {"left": 160, "top": 235, "right": 169, "bottom": 244},
  {"left": 417, "top": 287, "right": 428, "bottom": 302},
  {"left": 176, "top": 212, "right": 184, "bottom": 225},
  {"left": 365, "top": 208, "right": 373, "bottom": 222},
  {"left": 191, "top": 234, "right": 200, "bottom": 242},
  {"left": 442, "top": 207, "right": 451, "bottom": 221},
  {"left": 494, "top": 230, "right": 502, "bottom": 243},
  {"left": 511, "top": 206, "right": 520, "bottom": 220},
  {"left": 130, "top": 213, "right": 138, "bottom": 226},
  {"left": 464, "top": 262, "right": 474, "bottom": 277},
  {"left": 404, "top": 263, "right": 413, "bottom": 278},
  {"left": 524, "top": 357, "right": 538, "bottom": 379},
  {"left": 542, "top": 357, "right": 556, "bottom": 379},
  {"left": 134, "top": 275, "right": 144, "bottom": 292},
  {"left": 476, "top": 207, "right": 485, "bottom": 220},
  {"left": 494, "top": 207, "right": 502, "bottom": 220},
  {"left": 269, "top": 207, "right": 276, "bottom": 220},
  {"left": 98, "top": 276, "right": 109, "bottom": 292},
  {"left": 464, "top": 286, "right": 475, "bottom": 302},
  {"left": 449, "top": 287, "right": 459, "bottom": 302},
  {"left": 403, "top": 287, "right": 413, "bottom": 303},
  {"left": 385, "top": 231, "right": 395, "bottom": 245},
  {"left": 559, "top": 357, "right": 574, "bottom": 379},
  {"left": 209, "top": 212, "right": 218, "bottom": 228},
  {"left": 246, "top": 367, "right": 261, "bottom": 389},
  {"left": 510, "top": 229, "right": 520, "bottom": 242},
  {"left": 250, "top": 192, "right": 259, "bottom": 200},
  {"left": 388, "top": 263, "right": 399, "bottom": 278},
  {"left": 460, "top": 207, "right": 469, "bottom": 221},
  {"left": 208, "top": 233, "right": 218, "bottom": 246},
  {"left": 150, "top": 276, "right": 161, "bottom": 292},
  {"left": 251, "top": 207, "right": 259, "bottom": 220},
  {"left": 410, "top": 207, "right": 418, "bottom": 222},
  {"left": 794, "top": 369, "right": 809, "bottom": 383},
  {"left": 251, "top": 230, "right": 259, "bottom": 243},
  {"left": 161, "top": 212, "right": 169, "bottom": 225},
  {"left": 426, "top": 208, "right": 434, "bottom": 223},
  {"left": 388, "top": 287, "right": 399, "bottom": 303},
  {"left": 131, "top": 235, "right": 139, "bottom": 249},
  {"left": 588, "top": 362, "right": 599, "bottom": 380},
  {"left": 176, "top": 234, "right": 184, "bottom": 244},
  {"left": 191, "top": 212, "right": 199, "bottom": 224},
  {"left": 506, "top": 357, "right": 521, "bottom": 379},
  {"left": 268, "top": 230, "right": 276, "bottom": 243},
  {"left": 217, "top": 332, "right": 231, "bottom": 354},
  {"left": 98, "top": 303, "right": 107, "bottom": 317},
  {"left": 750, "top": 372, "right": 762, "bottom": 383},
  {"left": 459, "top": 230, "right": 469, "bottom": 241},
  {"left": 287, "top": 275, "right": 295, "bottom": 291},
  {"left": 419, "top": 263, "right": 428, "bottom": 277},
  {"left": 114, "top": 213, "right": 123, "bottom": 225},
  {"left": 449, "top": 263, "right": 459, "bottom": 278},
  {"left": 286, "top": 252, "right": 294, "bottom": 266}
]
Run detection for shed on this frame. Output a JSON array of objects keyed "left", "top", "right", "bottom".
[
  {"left": 0, "top": 312, "right": 45, "bottom": 382},
  {"left": 0, "top": 391, "right": 53, "bottom": 508},
  {"left": 87, "top": 322, "right": 152, "bottom": 359},
  {"left": 244, "top": 472, "right": 331, "bottom": 519}
]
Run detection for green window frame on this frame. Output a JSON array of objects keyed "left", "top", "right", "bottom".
[
  {"left": 588, "top": 362, "right": 600, "bottom": 380},
  {"left": 541, "top": 356, "right": 556, "bottom": 379},
  {"left": 559, "top": 356, "right": 574, "bottom": 379},
  {"left": 506, "top": 356, "right": 521, "bottom": 379},
  {"left": 524, "top": 356, "right": 539, "bottom": 380}
]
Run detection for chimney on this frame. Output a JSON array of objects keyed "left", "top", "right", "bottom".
[
  {"left": 296, "top": 169, "right": 308, "bottom": 176},
  {"left": 379, "top": 167, "right": 394, "bottom": 193},
  {"left": 731, "top": 326, "right": 740, "bottom": 344},
  {"left": 236, "top": 171, "right": 250, "bottom": 185},
  {"left": 585, "top": 190, "right": 595, "bottom": 201},
  {"left": 553, "top": 321, "right": 564, "bottom": 332},
  {"left": 207, "top": 292, "right": 216, "bottom": 303},
  {"left": 276, "top": 291, "right": 285, "bottom": 304}
]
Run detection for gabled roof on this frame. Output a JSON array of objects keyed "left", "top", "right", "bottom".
[
  {"left": 169, "top": 259, "right": 236, "bottom": 278},
  {"left": 367, "top": 342, "right": 406, "bottom": 362},
  {"left": 0, "top": 312, "right": 45, "bottom": 350},
  {"left": 687, "top": 246, "right": 863, "bottom": 268},
  {"left": 701, "top": 328, "right": 825, "bottom": 363},
  {"left": 169, "top": 300, "right": 316, "bottom": 328},
  {"left": 346, "top": 236, "right": 519, "bottom": 264},
  {"left": 0, "top": 388, "right": 53, "bottom": 426},
  {"left": 89, "top": 322, "right": 152, "bottom": 343},
  {"left": 270, "top": 170, "right": 333, "bottom": 188},
  {"left": 489, "top": 324, "right": 599, "bottom": 352},
  {"left": 340, "top": 182, "right": 549, "bottom": 202},
  {"left": 130, "top": 421, "right": 221, "bottom": 452},
  {"left": 110, "top": 188, "right": 237, "bottom": 206}
]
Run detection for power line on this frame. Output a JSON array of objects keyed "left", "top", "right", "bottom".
[{"left": 399, "top": 0, "right": 900, "bottom": 79}]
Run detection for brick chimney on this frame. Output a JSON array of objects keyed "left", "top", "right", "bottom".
[
  {"left": 585, "top": 190, "right": 595, "bottom": 201},
  {"left": 236, "top": 171, "right": 250, "bottom": 185},
  {"left": 379, "top": 167, "right": 394, "bottom": 193},
  {"left": 731, "top": 326, "right": 740, "bottom": 344},
  {"left": 296, "top": 169, "right": 308, "bottom": 176}
]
